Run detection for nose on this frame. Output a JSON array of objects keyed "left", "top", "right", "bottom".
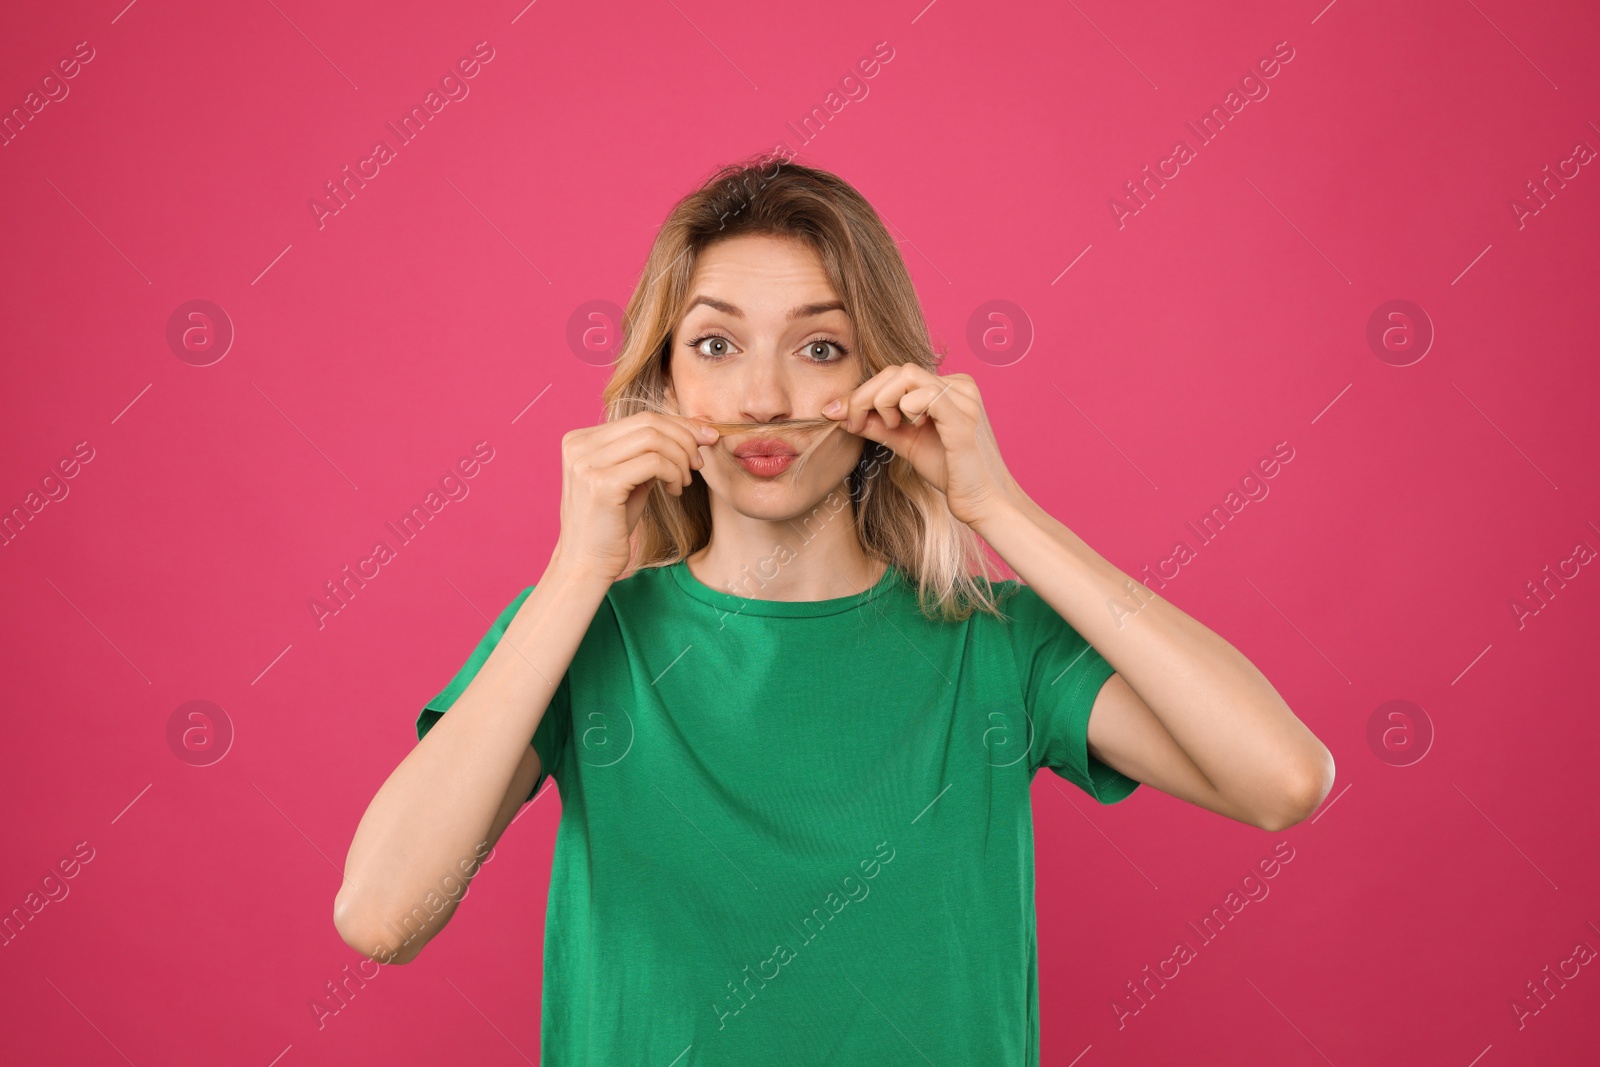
[{"left": 736, "top": 349, "right": 792, "bottom": 424}]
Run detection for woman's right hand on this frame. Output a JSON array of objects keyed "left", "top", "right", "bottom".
[{"left": 551, "top": 412, "right": 719, "bottom": 583}]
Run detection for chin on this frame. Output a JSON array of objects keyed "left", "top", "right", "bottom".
[{"left": 711, "top": 475, "right": 852, "bottom": 523}]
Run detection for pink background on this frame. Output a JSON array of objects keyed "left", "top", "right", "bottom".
[{"left": 3, "top": 0, "right": 1598, "bottom": 1063}]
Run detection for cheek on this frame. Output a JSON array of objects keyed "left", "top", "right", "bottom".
[
  {"left": 669, "top": 387, "right": 710, "bottom": 419},
  {"left": 800, "top": 438, "right": 866, "bottom": 489},
  {"left": 669, "top": 368, "right": 726, "bottom": 417}
]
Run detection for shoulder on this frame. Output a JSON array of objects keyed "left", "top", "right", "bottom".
[
  {"left": 593, "top": 560, "right": 678, "bottom": 621},
  {"left": 981, "top": 579, "right": 1083, "bottom": 649},
  {"left": 979, "top": 577, "right": 1028, "bottom": 625},
  {"left": 877, "top": 571, "right": 1032, "bottom": 631},
  {"left": 613, "top": 561, "right": 677, "bottom": 597}
]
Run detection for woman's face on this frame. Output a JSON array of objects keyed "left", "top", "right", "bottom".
[{"left": 666, "top": 233, "right": 866, "bottom": 521}]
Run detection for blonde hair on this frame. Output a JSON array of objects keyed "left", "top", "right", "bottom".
[{"left": 600, "top": 153, "right": 1005, "bottom": 622}]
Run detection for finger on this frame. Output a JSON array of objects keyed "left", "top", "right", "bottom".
[
  {"left": 848, "top": 363, "right": 940, "bottom": 433},
  {"left": 828, "top": 363, "right": 902, "bottom": 429},
  {"left": 646, "top": 412, "right": 716, "bottom": 467},
  {"left": 901, "top": 379, "right": 967, "bottom": 426},
  {"left": 592, "top": 451, "right": 684, "bottom": 502},
  {"left": 858, "top": 372, "right": 907, "bottom": 431},
  {"left": 594, "top": 426, "right": 695, "bottom": 489},
  {"left": 606, "top": 412, "right": 713, "bottom": 467},
  {"left": 898, "top": 383, "right": 945, "bottom": 425},
  {"left": 647, "top": 448, "right": 692, "bottom": 496},
  {"left": 838, "top": 373, "right": 891, "bottom": 433},
  {"left": 613, "top": 452, "right": 688, "bottom": 497},
  {"left": 633, "top": 420, "right": 703, "bottom": 481},
  {"left": 872, "top": 379, "right": 911, "bottom": 431},
  {"left": 940, "top": 376, "right": 984, "bottom": 413}
]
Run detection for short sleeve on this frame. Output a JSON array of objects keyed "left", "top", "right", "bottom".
[
  {"left": 415, "top": 585, "right": 572, "bottom": 803},
  {"left": 1000, "top": 583, "right": 1139, "bottom": 804}
]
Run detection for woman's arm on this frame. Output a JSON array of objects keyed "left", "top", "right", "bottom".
[
  {"left": 975, "top": 493, "right": 1335, "bottom": 832},
  {"left": 333, "top": 556, "right": 611, "bottom": 964},
  {"left": 333, "top": 409, "right": 710, "bottom": 962},
  {"left": 822, "top": 364, "right": 1334, "bottom": 832}
]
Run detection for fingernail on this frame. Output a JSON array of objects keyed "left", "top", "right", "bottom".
[
  {"left": 699, "top": 425, "right": 718, "bottom": 441},
  {"left": 824, "top": 399, "right": 844, "bottom": 415}
]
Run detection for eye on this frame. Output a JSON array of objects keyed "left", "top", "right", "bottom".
[
  {"left": 686, "top": 332, "right": 736, "bottom": 360},
  {"left": 803, "top": 337, "right": 851, "bottom": 364}
]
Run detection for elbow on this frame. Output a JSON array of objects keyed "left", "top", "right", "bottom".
[
  {"left": 334, "top": 891, "right": 416, "bottom": 966},
  {"left": 1255, "top": 746, "right": 1337, "bottom": 833}
]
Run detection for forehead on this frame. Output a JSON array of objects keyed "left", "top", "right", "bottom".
[{"left": 683, "top": 234, "right": 841, "bottom": 313}]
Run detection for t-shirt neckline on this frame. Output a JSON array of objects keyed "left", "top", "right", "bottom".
[{"left": 667, "top": 556, "right": 900, "bottom": 618}]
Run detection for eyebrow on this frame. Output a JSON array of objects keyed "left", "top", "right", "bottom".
[{"left": 684, "top": 296, "right": 848, "bottom": 321}]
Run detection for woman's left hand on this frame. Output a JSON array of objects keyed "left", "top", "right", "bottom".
[{"left": 823, "top": 363, "right": 1024, "bottom": 528}]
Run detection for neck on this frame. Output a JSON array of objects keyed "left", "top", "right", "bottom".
[{"left": 687, "top": 480, "right": 885, "bottom": 601}]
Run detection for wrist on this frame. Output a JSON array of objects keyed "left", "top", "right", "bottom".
[
  {"left": 543, "top": 546, "right": 620, "bottom": 591},
  {"left": 970, "top": 483, "right": 1035, "bottom": 537}
]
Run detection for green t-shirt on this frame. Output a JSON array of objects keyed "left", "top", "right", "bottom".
[{"left": 417, "top": 557, "right": 1138, "bottom": 1065}]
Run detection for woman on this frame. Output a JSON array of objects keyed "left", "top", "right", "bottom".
[{"left": 335, "top": 156, "right": 1334, "bottom": 1063}]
